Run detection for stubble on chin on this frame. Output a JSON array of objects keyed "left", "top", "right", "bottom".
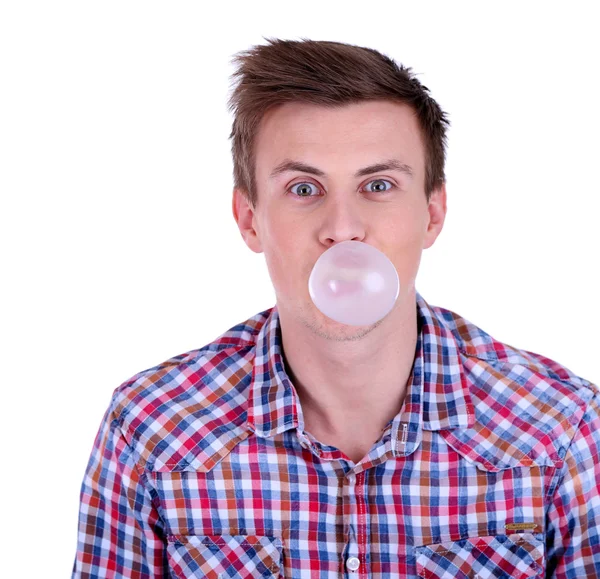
[{"left": 296, "top": 300, "right": 383, "bottom": 342}]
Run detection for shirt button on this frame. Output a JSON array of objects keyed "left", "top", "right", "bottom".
[{"left": 346, "top": 556, "right": 360, "bottom": 572}]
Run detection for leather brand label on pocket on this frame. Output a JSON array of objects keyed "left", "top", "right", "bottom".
[{"left": 505, "top": 522, "right": 539, "bottom": 531}]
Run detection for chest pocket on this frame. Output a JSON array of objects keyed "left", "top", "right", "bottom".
[
  {"left": 414, "top": 532, "right": 544, "bottom": 579},
  {"left": 167, "top": 534, "right": 283, "bottom": 578}
]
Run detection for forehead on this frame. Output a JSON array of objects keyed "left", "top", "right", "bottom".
[{"left": 254, "top": 100, "right": 425, "bottom": 178}]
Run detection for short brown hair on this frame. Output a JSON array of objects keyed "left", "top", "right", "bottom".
[{"left": 228, "top": 37, "right": 450, "bottom": 208}]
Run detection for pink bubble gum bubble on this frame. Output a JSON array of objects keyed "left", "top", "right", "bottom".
[{"left": 308, "top": 240, "right": 400, "bottom": 326}]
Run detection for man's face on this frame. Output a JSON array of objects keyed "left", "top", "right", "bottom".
[{"left": 233, "top": 100, "right": 446, "bottom": 337}]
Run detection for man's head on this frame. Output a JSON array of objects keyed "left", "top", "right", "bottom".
[
  {"left": 229, "top": 38, "right": 449, "bottom": 338},
  {"left": 228, "top": 37, "right": 450, "bottom": 210}
]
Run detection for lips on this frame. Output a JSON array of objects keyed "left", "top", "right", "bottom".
[{"left": 333, "top": 252, "right": 364, "bottom": 269}]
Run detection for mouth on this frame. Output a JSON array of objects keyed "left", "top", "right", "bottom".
[{"left": 332, "top": 251, "right": 366, "bottom": 269}]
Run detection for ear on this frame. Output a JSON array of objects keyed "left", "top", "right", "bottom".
[
  {"left": 422, "top": 182, "right": 447, "bottom": 250},
  {"left": 232, "top": 188, "right": 264, "bottom": 254}
]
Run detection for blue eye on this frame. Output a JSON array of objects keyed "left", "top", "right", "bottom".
[
  {"left": 288, "top": 178, "right": 394, "bottom": 200},
  {"left": 365, "top": 179, "right": 393, "bottom": 193},
  {"left": 290, "top": 182, "right": 319, "bottom": 197}
]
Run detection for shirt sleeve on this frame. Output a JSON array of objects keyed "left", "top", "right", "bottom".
[
  {"left": 72, "top": 396, "right": 169, "bottom": 578},
  {"left": 545, "top": 388, "right": 600, "bottom": 578}
]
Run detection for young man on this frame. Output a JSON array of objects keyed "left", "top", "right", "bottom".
[{"left": 72, "top": 39, "right": 600, "bottom": 578}]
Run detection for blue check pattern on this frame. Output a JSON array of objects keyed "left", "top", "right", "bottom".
[{"left": 72, "top": 292, "right": 600, "bottom": 578}]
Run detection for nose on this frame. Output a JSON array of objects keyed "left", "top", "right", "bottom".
[{"left": 318, "top": 195, "right": 366, "bottom": 247}]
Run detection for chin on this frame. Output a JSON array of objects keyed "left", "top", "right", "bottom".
[{"left": 303, "top": 301, "right": 384, "bottom": 340}]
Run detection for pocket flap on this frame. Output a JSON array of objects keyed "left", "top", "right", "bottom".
[
  {"left": 168, "top": 534, "right": 283, "bottom": 578},
  {"left": 415, "top": 532, "right": 544, "bottom": 579}
]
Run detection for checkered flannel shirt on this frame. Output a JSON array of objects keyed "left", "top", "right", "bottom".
[{"left": 72, "top": 292, "right": 600, "bottom": 578}]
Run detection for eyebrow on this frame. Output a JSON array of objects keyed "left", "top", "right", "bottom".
[{"left": 269, "top": 158, "right": 414, "bottom": 180}]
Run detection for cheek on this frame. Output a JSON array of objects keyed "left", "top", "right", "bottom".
[
  {"left": 383, "top": 224, "right": 427, "bottom": 282},
  {"left": 260, "top": 222, "right": 305, "bottom": 287},
  {"left": 261, "top": 210, "right": 306, "bottom": 262}
]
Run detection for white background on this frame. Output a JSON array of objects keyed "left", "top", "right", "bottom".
[{"left": 1, "top": 1, "right": 598, "bottom": 576}]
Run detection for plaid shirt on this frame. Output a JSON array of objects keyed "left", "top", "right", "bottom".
[{"left": 72, "top": 292, "right": 600, "bottom": 578}]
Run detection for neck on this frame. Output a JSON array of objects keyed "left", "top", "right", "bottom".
[{"left": 278, "top": 291, "right": 419, "bottom": 451}]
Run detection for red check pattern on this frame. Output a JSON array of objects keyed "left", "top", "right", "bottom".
[
  {"left": 72, "top": 292, "right": 600, "bottom": 578},
  {"left": 415, "top": 532, "right": 544, "bottom": 578},
  {"left": 168, "top": 535, "right": 283, "bottom": 579}
]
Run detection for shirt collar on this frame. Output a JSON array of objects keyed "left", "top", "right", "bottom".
[
  {"left": 246, "top": 292, "right": 475, "bottom": 438},
  {"left": 416, "top": 292, "right": 475, "bottom": 431}
]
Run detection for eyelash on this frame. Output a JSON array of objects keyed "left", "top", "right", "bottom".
[{"left": 287, "top": 179, "right": 395, "bottom": 200}]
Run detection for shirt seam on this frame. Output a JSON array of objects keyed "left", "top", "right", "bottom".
[
  {"left": 109, "top": 412, "right": 169, "bottom": 540},
  {"left": 459, "top": 349, "right": 596, "bottom": 395}
]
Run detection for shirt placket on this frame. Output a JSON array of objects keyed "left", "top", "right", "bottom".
[{"left": 342, "top": 469, "right": 370, "bottom": 577}]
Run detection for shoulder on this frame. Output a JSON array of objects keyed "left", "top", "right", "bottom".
[
  {"left": 435, "top": 303, "right": 595, "bottom": 392},
  {"left": 432, "top": 301, "right": 597, "bottom": 397},
  {"left": 430, "top": 302, "right": 598, "bottom": 470},
  {"left": 106, "top": 308, "right": 273, "bottom": 470}
]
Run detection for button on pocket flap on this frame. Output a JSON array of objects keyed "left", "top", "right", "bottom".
[
  {"left": 168, "top": 534, "right": 283, "bottom": 579},
  {"left": 415, "top": 532, "right": 544, "bottom": 579}
]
